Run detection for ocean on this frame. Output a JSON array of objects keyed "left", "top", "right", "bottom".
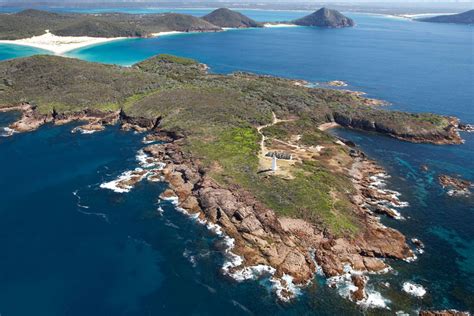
[{"left": 0, "top": 9, "right": 472, "bottom": 315}]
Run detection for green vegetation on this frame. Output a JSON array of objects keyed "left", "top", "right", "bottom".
[
  {"left": 189, "top": 127, "right": 260, "bottom": 182},
  {"left": 143, "top": 54, "right": 198, "bottom": 66},
  {"left": 0, "top": 53, "right": 455, "bottom": 234},
  {"left": 258, "top": 160, "right": 359, "bottom": 234},
  {"left": 189, "top": 123, "right": 358, "bottom": 235},
  {"left": 202, "top": 8, "right": 263, "bottom": 28}
]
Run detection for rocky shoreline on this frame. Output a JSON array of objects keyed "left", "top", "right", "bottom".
[
  {"left": 331, "top": 114, "right": 464, "bottom": 145},
  {"left": 3, "top": 104, "right": 159, "bottom": 134},
  {"left": 0, "top": 103, "right": 468, "bottom": 309},
  {"left": 124, "top": 134, "right": 415, "bottom": 305},
  {"left": 3, "top": 103, "right": 468, "bottom": 147}
]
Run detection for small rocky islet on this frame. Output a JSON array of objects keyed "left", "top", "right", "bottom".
[{"left": 0, "top": 52, "right": 470, "bottom": 308}]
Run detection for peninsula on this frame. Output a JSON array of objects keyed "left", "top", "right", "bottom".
[
  {"left": 419, "top": 9, "right": 474, "bottom": 24},
  {"left": 0, "top": 53, "right": 465, "bottom": 303}
]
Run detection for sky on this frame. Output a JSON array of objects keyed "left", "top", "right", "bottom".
[{"left": 1, "top": 0, "right": 472, "bottom": 2}]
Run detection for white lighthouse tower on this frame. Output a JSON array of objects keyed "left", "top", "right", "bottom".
[{"left": 271, "top": 154, "right": 277, "bottom": 172}]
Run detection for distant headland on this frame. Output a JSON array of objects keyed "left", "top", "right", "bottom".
[
  {"left": 419, "top": 9, "right": 474, "bottom": 24},
  {"left": 0, "top": 8, "right": 356, "bottom": 54}
]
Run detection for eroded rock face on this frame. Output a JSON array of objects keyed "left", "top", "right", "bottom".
[
  {"left": 419, "top": 310, "right": 471, "bottom": 316},
  {"left": 331, "top": 112, "right": 463, "bottom": 145},
  {"left": 6, "top": 104, "right": 165, "bottom": 134},
  {"left": 144, "top": 140, "right": 413, "bottom": 302},
  {"left": 7, "top": 104, "right": 122, "bottom": 133},
  {"left": 351, "top": 274, "right": 367, "bottom": 301}
]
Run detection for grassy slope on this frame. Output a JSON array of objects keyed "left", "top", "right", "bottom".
[{"left": 0, "top": 54, "right": 452, "bottom": 235}]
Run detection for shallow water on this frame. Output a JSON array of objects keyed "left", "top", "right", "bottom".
[{"left": 0, "top": 8, "right": 473, "bottom": 315}]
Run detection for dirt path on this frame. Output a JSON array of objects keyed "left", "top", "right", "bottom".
[{"left": 256, "top": 112, "right": 295, "bottom": 177}]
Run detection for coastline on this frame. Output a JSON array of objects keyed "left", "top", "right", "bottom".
[
  {"left": 0, "top": 52, "right": 469, "bottom": 311},
  {"left": 0, "top": 29, "right": 225, "bottom": 55},
  {"left": 0, "top": 9, "right": 437, "bottom": 56},
  {"left": 0, "top": 99, "right": 467, "bottom": 310},
  {"left": 130, "top": 133, "right": 415, "bottom": 305}
]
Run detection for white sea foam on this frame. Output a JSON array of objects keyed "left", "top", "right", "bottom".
[
  {"left": 164, "top": 219, "right": 180, "bottom": 229},
  {"left": 162, "top": 191, "right": 301, "bottom": 301},
  {"left": 99, "top": 168, "right": 147, "bottom": 193},
  {"left": 183, "top": 248, "right": 198, "bottom": 267},
  {"left": 0, "top": 127, "right": 15, "bottom": 137},
  {"left": 326, "top": 264, "right": 391, "bottom": 309},
  {"left": 72, "top": 190, "right": 109, "bottom": 222},
  {"left": 163, "top": 195, "right": 179, "bottom": 205},
  {"left": 142, "top": 136, "right": 157, "bottom": 144},
  {"left": 368, "top": 172, "right": 409, "bottom": 219},
  {"left": 271, "top": 274, "right": 302, "bottom": 302},
  {"left": 71, "top": 127, "right": 97, "bottom": 134},
  {"left": 402, "top": 282, "right": 426, "bottom": 297},
  {"left": 230, "top": 264, "right": 276, "bottom": 281},
  {"left": 359, "top": 290, "right": 390, "bottom": 309},
  {"left": 404, "top": 254, "right": 418, "bottom": 262}
]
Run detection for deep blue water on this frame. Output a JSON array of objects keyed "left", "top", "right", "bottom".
[{"left": 0, "top": 9, "right": 473, "bottom": 315}]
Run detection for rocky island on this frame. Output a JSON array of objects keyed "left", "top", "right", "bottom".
[
  {"left": 293, "top": 8, "right": 355, "bottom": 28},
  {"left": 0, "top": 54, "right": 467, "bottom": 303},
  {"left": 419, "top": 10, "right": 474, "bottom": 25}
]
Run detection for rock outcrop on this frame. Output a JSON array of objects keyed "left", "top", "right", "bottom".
[
  {"left": 331, "top": 112, "right": 463, "bottom": 145},
  {"left": 438, "top": 174, "right": 473, "bottom": 197},
  {"left": 419, "top": 310, "right": 471, "bottom": 316}
]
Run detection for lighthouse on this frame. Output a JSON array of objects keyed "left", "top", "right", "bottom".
[{"left": 271, "top": 154, "right": 277, "bottom": 172}]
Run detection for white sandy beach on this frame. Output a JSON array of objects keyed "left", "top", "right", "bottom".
[
  {"left": 263, "top": 23, "right": 299, "bottom": 28},
  {"left": 0, "top": 26, "right": 304, "bottom": 54},
  {"left": 396, "top": 12, "right": 455, "bottom": 19},
  {"left": 0, "top": 30, "right": 126, "bottom": 55},
  {"left": 151, "top": 31, "right": 185, "bottom": 37}
]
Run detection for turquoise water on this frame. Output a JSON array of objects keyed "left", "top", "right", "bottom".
[
  {"left": 0, "top": 44, "right": 48, "bottom": 61},
  {"left": 66, "top": 13, "right": 473, "bottom": 121},
  {"left": 0, "top": 9, "right": 473, "bottom": 315}
]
